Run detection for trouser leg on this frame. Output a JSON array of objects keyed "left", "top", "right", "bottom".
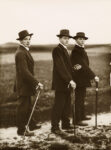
[
  {"left": 75, "top": 87, "right": 86, "bottom": 122},
  {"left": 51, "top": 91, "right": 71, "bottom": 130},
  {"left": 61, "top": 91, "right": 71, "bottom": 127},
  {"left": 16, "top": 96, "right": 31, "bottom": 133}
]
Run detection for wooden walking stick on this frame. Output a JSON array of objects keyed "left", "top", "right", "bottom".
[
  {"left": 24, "top": 87, "right": 41, "bottom": 137},
  {"left": 95, "top": 82, "right": 98, "bottom": 128},
  {"left": 71, "top": 88, "right": 76, "bottom": 136},
  {"left": 73, "top": 90, "right": 76, "bottom": 136}
]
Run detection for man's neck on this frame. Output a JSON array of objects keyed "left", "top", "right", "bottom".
[{"left": 20, "top": 44, "right": 29, "bottom": 51}]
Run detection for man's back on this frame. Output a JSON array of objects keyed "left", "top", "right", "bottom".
[{"left": 15, "top": 45, "right": 37, "bottom": 96}]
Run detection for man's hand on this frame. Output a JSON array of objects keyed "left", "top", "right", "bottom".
[
  {"left": 73, "top": 64, "right": 82, "bottom": 70},
  {"left": 68, "top": 80, "right": 76, "bottom": 89},
  {"left": 36, "top": 82, "right": 43, "bottom": 90},
  {"left": 94, "top": 76, "right": 99, "bottom": 82}
]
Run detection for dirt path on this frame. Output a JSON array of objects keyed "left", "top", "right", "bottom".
[{"left": 0, "top": 113, "right": 111, "bottom": 150}]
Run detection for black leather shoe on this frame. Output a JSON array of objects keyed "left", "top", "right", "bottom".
[
  {"left": 17, "top": 130, "right": 35, "bottom": 136},
  {"left": 51, "top": 129, "right": 66, "bottom": 136},
  {"left": 76, "top": 121, "right": 88, "bottom": 126},
  {"left": 82, "top": 116, "right": 91, "bottom": 121},
  {"left": 29, "top": 124, "right": 41, "bottom": 131}
]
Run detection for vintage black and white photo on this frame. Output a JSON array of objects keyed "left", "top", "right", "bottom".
[{"left": 0, "top": 0, "right": 111, "bottom": 149}]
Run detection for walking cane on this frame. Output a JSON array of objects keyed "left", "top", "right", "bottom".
[
  {"left": 71, "top": 88, "right": 76, "bottom": 136},
  {"left": 24, "top": 87, "right": 41, "bottom": 137},
  {"left": 95, "top": 81, "right": 98, "bottom": 128},
  {"left": 73, "top": 89, "right": 76, "bottom": 136}
]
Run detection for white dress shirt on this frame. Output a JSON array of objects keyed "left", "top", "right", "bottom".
[
  {"left": 59, "top": 42, "right": 70, "bottom": 55},
  {"left": 76, "top": 43, "right": 84, "bottom": 48}
]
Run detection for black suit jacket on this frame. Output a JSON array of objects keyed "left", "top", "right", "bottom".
[
  {"left": 15, "top": 45, "right": 39, "bottom": 96},
  {"left": 52, "top": 44, "right": 73, "bottom": 91},
  {"left": 70, "top": 45, "right": 95, "bottom": 87}
]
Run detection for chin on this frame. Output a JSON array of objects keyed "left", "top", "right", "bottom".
[{"left": 65, "top": 44, "right": 68, "bottom": 46}]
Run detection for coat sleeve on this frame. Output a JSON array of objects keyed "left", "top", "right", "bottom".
[
  {"left": 15, "top": 51, "right": 39, "bottom": 88},
  {"left": 52, "top": 48, "right": 72, "bottom": 84},
  {"left": 71, "top": 51, "right": 95, "bottom": 80}
]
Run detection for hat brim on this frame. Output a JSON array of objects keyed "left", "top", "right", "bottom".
[
  {"left": 16, "top": 33, "right": 33, "bottom": 40},
  {"left": 73, "top": 36, "right": 88, "bottom": 40},
  {"left": 56, "top": 34, "right": 73, "bottom": 38}
]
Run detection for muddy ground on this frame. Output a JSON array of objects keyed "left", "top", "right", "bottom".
[{"left": 0, "top": 113, "right": 111, "bottom": 150}]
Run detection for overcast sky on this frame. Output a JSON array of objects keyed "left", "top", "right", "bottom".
[{"left": 0, "top": 0, "right": 111, "bottom": 44}]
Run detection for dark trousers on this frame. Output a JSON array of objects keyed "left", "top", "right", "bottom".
[
  {"left": 75, "top": 87, "right": 86, "bottom": 122},
  {"left": 16, "top": 96, "right": 35, "bottom": 132},
  {"left": 51, "top": 90, "right": 71, "bottom": 129}
]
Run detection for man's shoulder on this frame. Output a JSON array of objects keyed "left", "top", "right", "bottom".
[
  {"left": 52, "top": 44, "right": 61, "bottom": 53},
  {"left": 15, "top": 47, "right": 26, "bottom": 59},
  {"left": 72, "top": 45, "right": 78, "bottom": 53}
]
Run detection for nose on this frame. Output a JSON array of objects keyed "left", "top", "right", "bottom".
[{"left": 27, "top": 39, "right": 30, "bottom": 43}]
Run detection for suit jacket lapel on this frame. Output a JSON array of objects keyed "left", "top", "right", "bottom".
[
  {"left": 19, "top": 45, "right": 34, "bottom": 64},
  {"left": 58, "top": 44, "right": 72, "bottom": 67}
]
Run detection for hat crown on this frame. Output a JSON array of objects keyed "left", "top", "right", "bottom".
[
  {"left": 60, "top": 29, "right": 70, "bottom": 36},
  {"left": 57, "top": 29, "right": 72, "bottom": 38},
  {"left": 76, "top": 32, "right": 85, "bottom": 37},
  {"left": 73, "top": 32, "right": 88, "bottom": 40},
  {"left": 16, "top": 30, "right": 33, "bottom": 40},
  {"left": 18, "top": 30, "right": 30, "bottom": 38}
]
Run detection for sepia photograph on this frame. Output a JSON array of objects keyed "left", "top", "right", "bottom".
[{"left": 0, "top": 0, "right": 111, "bottom": 149}]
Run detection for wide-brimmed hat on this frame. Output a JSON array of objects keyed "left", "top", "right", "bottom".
[
  {"left": 73, "top": 32, "right": 88, "bottom": 40},
  {"left": 57, "top": 29, "right": 72, "bottom": 38},
  {"left": 16, "top": 30, "right": 33, "bottom": 40}
]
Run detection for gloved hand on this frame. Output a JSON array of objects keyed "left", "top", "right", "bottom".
[
  {"left": 36, "top": 82, "right": 43, "bottom": 90},
  {"left": 68, "top": 80, "right": 76, "bottom": 89},
  {"left": 73, "top": 64, "right": 82, "bottom": 70},
  {"left": 94, "top": 76, "right": 99, "bottom": 82}
]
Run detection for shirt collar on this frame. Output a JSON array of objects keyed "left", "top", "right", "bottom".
[
  {"left": 20, "top": 44, "right": 29, "bottom": 51},
  {"left": 76, "top": 43, "right": 84, "bottom": 48},
  {"left": 60, "top": 42, "right": 67, "bottom": 50}
]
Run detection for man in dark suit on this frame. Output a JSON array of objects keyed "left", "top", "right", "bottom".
[
  {"left": 51, "top": 29, "right": 76, "bottom": 134},
  {"left": 70, "top": 32, "right": 99, "bottom": 126},
  {"left": 15, "top": 30, "right": 43, "bottom": 136}
]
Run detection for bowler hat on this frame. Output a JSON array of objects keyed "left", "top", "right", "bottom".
[
  {"left": 16, "top": 30, "right": 33, "bottom": 40},
  {"left": 73, "top": 32, "right": 88, "bottom": 40},
  {"left": 57, "top": 29, "right": 72, "bottom": 38}
]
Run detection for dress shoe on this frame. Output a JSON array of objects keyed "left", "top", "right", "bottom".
[
  {"left": 76, "top": 121, "right": 88, "bottom": 126},
  {"left": 17, "top": 130, "right": 35, "bottom": 136},
  {"left": 62, "top": 124, "right": 74, "bottom": 130},
  {"left": 51, "top": 128, "right": 66, "bottom": 136},
  {"left": 29, "top": 124, "right": 41, "bottom": 131},
  {"left": 82, "top": 116, "right": 91, "bottom": 121}
]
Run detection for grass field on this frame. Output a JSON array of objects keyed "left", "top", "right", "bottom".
[{"left": 0, "top": 46, "right": 111, "bottom": 124}]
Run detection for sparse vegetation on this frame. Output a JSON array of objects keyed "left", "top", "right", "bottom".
[{"left": 0, "top": 45, "right": 111, "bottom": 126}]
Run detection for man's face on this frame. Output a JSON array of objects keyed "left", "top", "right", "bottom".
[
  {"left": 20, "top": 36, "right": 31, "bottom": 48},
  {"left": 76, "top": 37, "right": 85, "bottom": 47},
  {"left": 59, "top": 36, "right": 69, "bottom": 46}
]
